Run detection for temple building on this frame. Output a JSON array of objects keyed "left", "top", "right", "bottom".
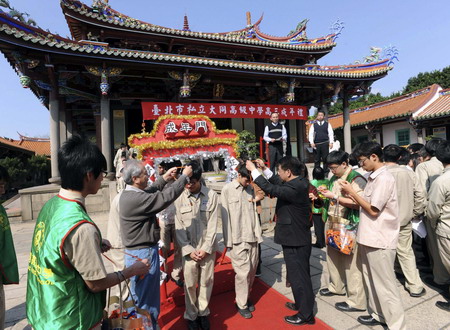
[{"left": 0, "top": 0, "right": 396, "bottom": 183}]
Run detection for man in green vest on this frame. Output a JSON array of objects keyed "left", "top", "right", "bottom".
[
  {"left": 26, "top": 135, "right": 150, "bottom": 330},
  {"left": 0, "top": 165, "right": 19, "bottom": 329},
  {"left": 318, "top": 151, "right": 367, "bottom": 313}
]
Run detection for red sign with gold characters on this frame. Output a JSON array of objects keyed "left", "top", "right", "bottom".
[
  {"left": 141, "top": 102, "right": 308, "bottom": 120},
  {"left": 128, "top": 115, "right": 239, "bottom": 165}
]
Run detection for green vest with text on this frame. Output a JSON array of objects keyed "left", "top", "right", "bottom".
[
  {"left": 310, "top": 179, "right": 329, "bottom": 214},
  {"left": 26, "top": 196, "right": 105, "bottom": 330},
  {"left": 322, "top": 170, "right": 364, "bottom": 227},
  {"left": 0, "top": 204, "right": 19, "bottom": 284}
]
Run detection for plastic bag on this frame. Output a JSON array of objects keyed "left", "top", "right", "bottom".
[{"left": 326, "top": 221, "right": 356, "bottom": 255}]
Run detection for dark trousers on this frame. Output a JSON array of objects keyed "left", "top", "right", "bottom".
[
  {"left": 312, "top": 213, "right": 325, "bottom": 247},
  {"left": 314, "top": 142, "right": 329, "bottom": 172},
  {"left": 282, "top": 245, "right": 314, "bottom": 319},
  {"left": 269, "top": 143, "right": 283, "bottom": 173}
]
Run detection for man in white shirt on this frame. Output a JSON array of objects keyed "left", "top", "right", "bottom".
[
  {"left": 308, "top": 110, "right": 334, "bottom": 173},
  {"left": 263, "top": 112, "right": 287, "bottom": 173}
]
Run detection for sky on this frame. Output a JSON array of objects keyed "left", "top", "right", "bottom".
[{"left": 0, "top": 0, "right": 449, "bottom": 138}]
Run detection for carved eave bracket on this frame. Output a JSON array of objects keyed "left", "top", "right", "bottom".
[{"left": 85, "top": 65, "right": 123, "bottom": 95}]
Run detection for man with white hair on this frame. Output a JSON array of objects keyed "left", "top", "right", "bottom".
[{"left": 120, "top": 159, "right": 193, "bottom": 329}]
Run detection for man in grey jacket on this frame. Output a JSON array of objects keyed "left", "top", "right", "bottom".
[{"left": 120, "top": 159, "right": 192, "bottom": 329}]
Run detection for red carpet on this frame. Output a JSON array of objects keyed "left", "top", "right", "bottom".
[{"left": 159, "top": 252, "right": 332, "bottom": 329}]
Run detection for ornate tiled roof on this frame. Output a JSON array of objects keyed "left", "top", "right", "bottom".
[
  {"left": 320, "top": 84, "right": 440, "bottom": 129},
  {"left": 0, "top": 16, "right": 392, "bottom": 80},
  {"left": 61, "top": 0, "right": 339, "bottom": 52},
  {"left": 414, "top": 89, "right": 450, "bottom": 120},
  {"left": 0, "top": 136, "right": 50, "bottom": 156}
]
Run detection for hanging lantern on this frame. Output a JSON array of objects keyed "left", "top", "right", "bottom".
[
  {"left": 100, "top": 72, "right": 110, "bottom": 95},
  {"left": 19, "top": 75, "right": 31, "bottom": 88},
  {"left": 285, "top": 92, "right": 295, "bottom": 103},
  {"left": 180, "top": 71, "right": 191, "bottom": 98},
  {"left": 180, "top": 85, "right": 191, "bottom": 98}
]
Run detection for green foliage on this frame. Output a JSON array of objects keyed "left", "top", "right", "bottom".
[
  {"left": 329, "top": 92, "right": 402, "bottom": 115},
  {"left": 27, "top": 155, "right": 51, "bottom": 185},
  {"left": 237, "top": 130, "right": 260, "bottom": 160},
  {"left": 0, "top": 157, "right": 27, "bottom": 186},
  {"left": 403, "top": 66, "right": 450, "bottom": 94},
  {"left": 0, "top": 155, "right": 50, "bottom": 189}
]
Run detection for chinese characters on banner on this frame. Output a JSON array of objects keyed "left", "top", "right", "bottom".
[
  {"left": 141, "top": 102, "right": 308, "bottom": 120},
  {"left": 163, "top": 119, "right": 208, "bottom": 139}
]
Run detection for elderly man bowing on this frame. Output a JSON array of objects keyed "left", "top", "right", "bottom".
[{"left": 120, "top": 160, "right": 192, "bottom": 329}]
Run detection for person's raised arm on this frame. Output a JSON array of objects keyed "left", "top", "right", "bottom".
[{"left": 84, "top": 259, "right": 150, "bottom": 293}]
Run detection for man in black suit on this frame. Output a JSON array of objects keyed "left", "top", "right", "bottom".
[{"left": 246, "top": 157, "right": 315, "bottom": 326}]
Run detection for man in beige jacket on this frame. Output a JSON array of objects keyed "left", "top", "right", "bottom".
[
  {"left": 416, "top": 138, "right": 449, "bottom": 285},
  {"left": 319, "top": 151, "right": 367, "bottom": 313},
  {"left": 384, "top": 145, "right": 426, "bottom": 297},
  {"left": 221, "top": 164, "right": 263, "bottom": 319},
  {"left": 175, "top": 161, "right": 219, "bottom": 330},
  {"left": 426, "top": 140, "right": 450, "bottom": 311}
]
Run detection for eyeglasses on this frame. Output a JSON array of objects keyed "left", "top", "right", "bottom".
[
  {"left": 328, "top": 165, "right": 340, "bottom": 171},
  {"left": 358, "top": 157, "right": 369, "bottom": 166},
  {"left": 186, "top": 180, "right": 199, "bottom": 186}
]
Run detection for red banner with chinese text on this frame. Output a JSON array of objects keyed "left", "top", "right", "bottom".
[{"left": 141, "top": 102, "right": 308, "bottom": 120}]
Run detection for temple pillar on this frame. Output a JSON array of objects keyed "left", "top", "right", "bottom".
[
  {"left": 297, "top": 120, "right": 306, "bottom": 161},
  {"left": 100, "top": 95, "right": 113, "bottom": 177},
  {"left": 66, "top": 110, "right": 73, "bottom": 139},
  {"left": 49, "top": 90, "right": 61, "bottom": 183},
  {"left": 59, "top": 103, "right": 67, "bottom": 145},
  {"left": 343, "top": 89, "right": 352, "bottom": 153}
]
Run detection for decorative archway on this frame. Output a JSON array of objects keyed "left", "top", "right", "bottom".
[{"left": 128, "top": 115, "right": 239, "bottom": 181}]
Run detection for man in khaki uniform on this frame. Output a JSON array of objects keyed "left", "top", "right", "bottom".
[
  {"left": 107, "top": 190, "right": 129, "bottom": 300},
  {"left": 319, "top": 151, "right": 367, "bottom": 312},
  {"left": 384, "top": 145, "right": 426, "bottom": 297},
  {"left": 156, "top": 162, "right": 183, "bottom": 287},
  {"left": 416, "top": 138, "right": 449, "bottom": 285},
  {"left": 426, "top": 140, "right": 450, "bottom": 311},
  {"left": 221, "top": 164, "right": 263, "bottom": 319},
  {"left": 175, "top": 161, "right": 219, "bottom": 330},
  {"left": 341, "top": 142, "right": 406, "bottom": 329}
]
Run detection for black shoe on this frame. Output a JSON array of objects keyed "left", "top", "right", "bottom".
[
  {"left": 357, "top": 315, "right": 386, "bottom": 326},
  {"left": 255, "top": 268, "right": 262, "bottom": 277},
  {"left": 409, "top": 288, "right": 426, "bottom": 298},
  {"left": 171, "top": 277, "right": 184, "bottom": 288},
  {"left": 335, "top": 302, "right": 365, "bottom": 312},
  {"left": 319, "top": 288, "right": 345, "bottom": 297},
  {"left": 198, "top": 316, "right": 210, "bottom": 330},
  {"left": 436, "top": 301, "right": 450, "bottom": 311},
  {"left": 236, "top": 304, "right": 252, "bottom": 319},
  {"left": 285, "top": 302, "right": 298, "bottom": 311},
  {"left": 247, "top": 300, "right": 255, "bottom": 312},
  {"left": 284, "top": 314, "right": 315, "bottom": 326},
  {"left": 187, "top": 318, "right": 199, "bottom": 330}
]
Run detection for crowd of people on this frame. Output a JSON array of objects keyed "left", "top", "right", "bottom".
[{"left": 0, "top": 121, "right": 449, "bottom": 329}]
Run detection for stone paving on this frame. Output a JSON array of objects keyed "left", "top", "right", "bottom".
[{"left": 4, "top": 212, "right": 450, "bottom": 330}]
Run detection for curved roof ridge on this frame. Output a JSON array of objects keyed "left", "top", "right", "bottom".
[
  {"left": 61, "top": 0, "right": 336, "bottom": 50},
  {"left": 0, "top": 20, "right": 390, "bottom": 79},
  {"left": 324, "top": 84, "right": 440, "bottom": 129}
]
